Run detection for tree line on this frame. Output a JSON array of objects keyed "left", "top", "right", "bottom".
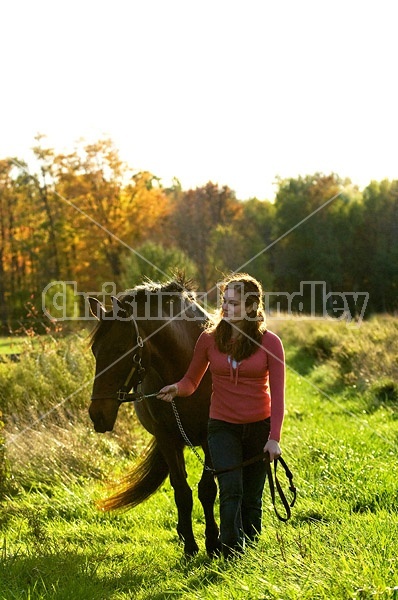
[{"left": 0, "top": 136, "right": 397, "bottom": 332}]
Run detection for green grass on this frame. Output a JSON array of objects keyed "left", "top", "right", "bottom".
[
  {"left": 0, "top": 336, "right": 26, "bottom": 355},
  {"left": 0, "top": 321, "right": 397, "bottom": 599}
]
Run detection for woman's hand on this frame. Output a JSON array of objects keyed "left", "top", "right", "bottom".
[
  {"left": 264, "top": 439, "right": 282, "bottom": 462},
  {"left": 157, "top": 384, "right": 178, "bottom": 402}
]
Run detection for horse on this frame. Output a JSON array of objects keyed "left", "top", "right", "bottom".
[{"left": 87, "top": 275, "right": 221, "bottom": 556}]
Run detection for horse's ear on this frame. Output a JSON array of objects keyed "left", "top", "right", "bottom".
[{"left": 88, "top": 297, "right": 106, "bottom": 320}]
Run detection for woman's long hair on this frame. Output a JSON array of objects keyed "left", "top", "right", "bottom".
[{"left": 206, "top": 273, "right": 267, "bottom": 361}]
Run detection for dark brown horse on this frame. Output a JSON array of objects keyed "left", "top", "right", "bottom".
[{"left": 88, "top": 275, "right": 220, "bottom": 556}]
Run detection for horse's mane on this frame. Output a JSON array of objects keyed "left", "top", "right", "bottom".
[
  {"left": 123, "top": 272, "right": 197, "bottom": 300},
  {"left": 88, "top": 273, "right": 202, "bottom": 347}
]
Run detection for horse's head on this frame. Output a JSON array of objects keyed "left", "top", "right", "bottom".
[
  {"left": 88, "top": 295, "right": 146, "bottom": 432},
  {"left": 87, "top": 276, "right": 208, "bottom": 433}
]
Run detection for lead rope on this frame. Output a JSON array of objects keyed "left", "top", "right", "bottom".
[
  {"left": 170, "top": 398, "right": 296, "bottom": 521},
  {"left": 171, "top": 399, "right": 214, "bottom": 472}
]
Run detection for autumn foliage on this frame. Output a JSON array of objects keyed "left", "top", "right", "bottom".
[{"left": 0, "top": 136, "right": 397, "bottom": 330}]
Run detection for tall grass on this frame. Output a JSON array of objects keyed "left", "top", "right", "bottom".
[
  {"left": 0, "top": 319, "right": 397, "bottom": 599},
  {"left": 0, "top": 333, "right": 147, "bottom": 494},
  {"left": 276, "top": 315, "right": 398, "bottom": 404}
]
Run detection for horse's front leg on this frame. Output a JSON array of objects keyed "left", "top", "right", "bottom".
[
  {"left": 153, "top": 417, "right": 199, "bottom": 555},
  {"left": 198, "top": 445, "right": 221, "bottom": 557},
  {"left": 168, "top": 456, "right": 199, "bottom": 556},
  {"left": 170, "top": 464, "right": 199, "bottom": 556}
]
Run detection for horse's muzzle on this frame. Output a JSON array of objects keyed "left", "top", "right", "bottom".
[
  {"left": 92, "top": 418, "right": 112, "bottom": 433},
  {"left": 89, "top": 399, "right": 118, "bottom": 433}
]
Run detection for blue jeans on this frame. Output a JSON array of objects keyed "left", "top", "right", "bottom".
[{"left": 208, "top": 418, "right": 270, "bottom": 557}]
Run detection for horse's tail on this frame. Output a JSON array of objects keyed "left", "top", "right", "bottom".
[{"left": 98, "top": 438, "right": 169, "bottom": 511}]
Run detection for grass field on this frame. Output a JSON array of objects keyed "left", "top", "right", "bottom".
[
  {"left": 0, "top": 336, "right": 25, "bottom": 355},
  {"left": 0, "top": 319, "right": 397, "bottom": 599}
]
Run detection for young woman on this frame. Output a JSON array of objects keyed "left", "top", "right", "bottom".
[{"left": 157, "top": 273, "right": 285, "bottom": 558}]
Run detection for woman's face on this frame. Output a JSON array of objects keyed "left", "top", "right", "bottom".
[{"left": 221, "top": 286, "right": 247, "bottom": 323}]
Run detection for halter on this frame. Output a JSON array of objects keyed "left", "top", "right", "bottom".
[
  {"left": 116, "top": 315, "right": 146, "bottom": 403},
  {"left": 90, "top": 314, "right": 147, "bottom": 403}
]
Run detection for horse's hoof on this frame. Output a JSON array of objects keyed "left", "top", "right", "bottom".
[
  {"left": 184, "top": 543, "right": 199, "bottom": 557},
  {"left": 206, "top": 537, "right": 222, "bottom": 558}
]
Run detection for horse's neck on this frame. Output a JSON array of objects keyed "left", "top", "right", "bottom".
[{"left": 148, "top": 319, "right": 203, "bottom": 380}]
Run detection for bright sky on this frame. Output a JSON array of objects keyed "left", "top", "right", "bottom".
[{"left": 1, "top": 0, "right": 397, "bottom": 200}]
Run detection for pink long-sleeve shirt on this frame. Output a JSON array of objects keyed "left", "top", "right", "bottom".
[{"left": 176, "top": 329, "right": 285, "bottom": 442}]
